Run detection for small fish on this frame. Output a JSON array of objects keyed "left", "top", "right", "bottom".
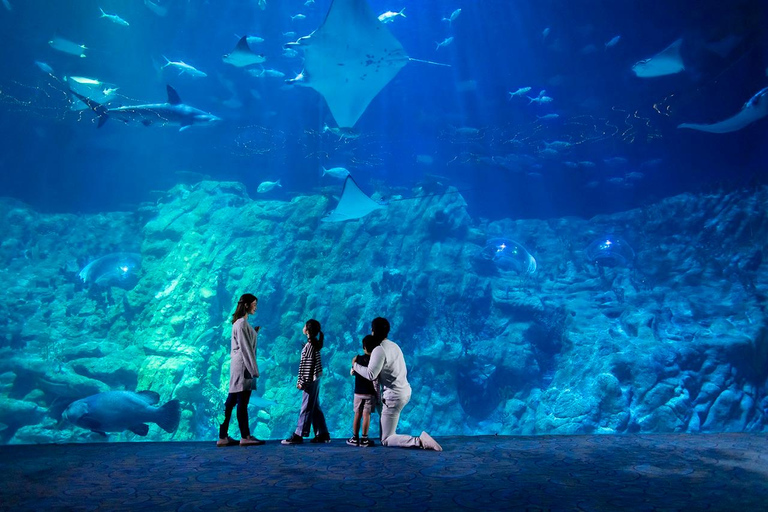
[
  {"left": 34, "top": 60, "right": 54, "bottom": 75},
  {"left": 258, "top": 0, "right": 267, "bottom": 10},
  {"left": 2, "top": 0, "right": 11, "bottom": 11},
  {"left": 528, "top": 94, "right": 553, "bottom": 104},
  {"left": 378, "top": 8, "right": 406, "bottom": 23},
  {"left": 248, "top": 68, "right": 284, "bottom": 78},
  {"left": 322, "top": 166, "right": 350, "bottom": 179},
  {"left": 99, "top": 8, "right": 129, "bottom": 26},
  {"left": 282, "top": 48, "right": 299, "bottom": 59},
  {"left": 291, "top": 13, "right": 306, "bottom": 21},
  {"left": 436, "top": 37, "right": 454, "bottom": 50},
  {"left": 283, "top": 31, "right": 297, "bottom": 39},
  {"left": 323, "top": 124, "right": 359, "bottom": 140},
  {"left": 144, "top": 0, "right": 167, "bottom": 16},
  {"left": 304, "top": 0, "right": 314, "bottom": 5},
  {"left": 578, "top": 161, "right": 596, "bottom": 168},
  {"left": 625, "top": 171, "right": 644, "bottom": 180},
  {"left": 245, "top": 35, "right": 265, "bottom": 45},
  {"left": 542, "top": 27, "right": 550, "bottom": 39},
  {"left": 537, "top": 113, "right": 559, "bottom": 120},
  {"left": 285, "top": 70, "right": 307, "bottom": 85},
  {"left": 543, "top": 140, "right": 571, "bottom": 150},
  {"left": 257, "top": 180, "right": 282, "bottom": 193},
  {"left": 67, "top": 76, "right": 119, "bottom": 110},
  {"left": 605, "top": 35, "right": 621, "bottom": 49},
  {"left": 68, "top": 76, "right": 103, "bottom": 86},
  {"left": 162, "top": 57, "right": 207, "bottom": 78},
  {"left": 49, "top": 37, "right": 87, "bottom": 58},
  {"left": 442, "top": 8, "right": 461, "bottom": 26},
  {"left": 508, "top": 87, "right": 531, "bottom": 99},
  {"left": 453, "top": 126, "right": 479, "bottom": 136}
]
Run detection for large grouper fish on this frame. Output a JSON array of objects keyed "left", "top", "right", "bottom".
[{"left": 63, "top": 390, "right": 180, "bottom": 437}]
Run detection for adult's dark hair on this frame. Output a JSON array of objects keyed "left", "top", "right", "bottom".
[
  {"left": 362, "top": 334, "right": 379, "bottom": 353},
  {"left": 371, "top": 317, "right": 390, "bottom": 343},
  {"left": 305, "top": 318, "right": 324, "bottom": 351},
  {"left": 231, "top": 293, "right": 257, "bottom": 324}
]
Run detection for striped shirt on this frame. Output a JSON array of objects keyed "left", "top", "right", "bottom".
[{"left": 297, "top": 341, "right": 323, "bottom": 387}]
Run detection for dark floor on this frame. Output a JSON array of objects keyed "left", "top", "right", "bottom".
[{"left": 1, "top": 434, "right": 767, "bottom": 511}]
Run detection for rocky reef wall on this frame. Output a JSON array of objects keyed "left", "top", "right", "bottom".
[{"left": 1, "top": 181, "right": 766, "bottom": 443}]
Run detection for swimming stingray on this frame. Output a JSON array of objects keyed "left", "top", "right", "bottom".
[
  {"left": 632, "top": 38, "right": 685, "bottom": 78},
  {"left": 321, "top": 175, "right": 385, "bottom": 222},
  {"left": 678, "top": 87, "right": 768, "bottom": 133},
  {"left": 285, "top": 0, "right": 447, "bottom": 129},
  {"left": 223, "top": 36, "right": 266, "bottom": 67}
]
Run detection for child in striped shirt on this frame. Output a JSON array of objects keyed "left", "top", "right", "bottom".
[{"left": 281, "top": 319, "right": 331, "bottom": 444}]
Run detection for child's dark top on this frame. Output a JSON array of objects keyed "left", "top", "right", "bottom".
[{"left": 353, "top": 354, "right": 377, "bottom": 395}]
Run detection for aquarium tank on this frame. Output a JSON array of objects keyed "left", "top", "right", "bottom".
[{"left": 0, "top": 0, "right": 766, "bottom": 444}]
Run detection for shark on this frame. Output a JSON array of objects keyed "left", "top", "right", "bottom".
[
  {"left": 632, "top": 38, "right": 685, "bottom": 78},
  {"left": 70, "top": 84, "right": 221, "bottom": 131},
  {"left": 678, "top": 87, "right": 768, "bottom": 134}
]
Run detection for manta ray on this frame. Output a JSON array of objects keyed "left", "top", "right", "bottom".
[
  {"left": 322, "top": 175, "right": 385, "bottom": 222},
  {"left": 632, "top": 38, "right": 685, "bottom": 78},
  {"left": 678, "top": 87, "right": 768, "bottom": 133},
  {"left": 223, "top": 36, "right": 266, "bottom": 67},
  {"left": 285, "top": 0, "right": 446, "bottom": 129}
]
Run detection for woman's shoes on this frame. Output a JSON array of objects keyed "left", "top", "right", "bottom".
[
  {"left": 216, "top": 436, "right": 240, "bottom": 447},
  {"left": 240, "top": 436, "right": 266, "bottom": 446}
]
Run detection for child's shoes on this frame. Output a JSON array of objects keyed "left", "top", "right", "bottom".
[
  {"left": 281, "top": 433, "right": 304, "bottom": 445},
  {"left": 310, "top": 432, "right": 331, "bottom": 443}
]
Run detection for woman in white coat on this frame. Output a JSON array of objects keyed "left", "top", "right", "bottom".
[{"left": 218, "top": 293, "right": 265, "bottom": 447}]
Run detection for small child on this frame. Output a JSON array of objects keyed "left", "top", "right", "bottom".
[
  {"left": 347, "top": 335, "right": 379, "bottom": 447},
  {"left": 281, "top": 319, "right": 331, "bottom": 445}
]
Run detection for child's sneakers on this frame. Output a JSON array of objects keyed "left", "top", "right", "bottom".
[
  {"left": 346, "top": 436, "right": 375, "bottom": 447},
  {"left": 310, "top": 432, "right": 331, "bottom": 443},
  {"left": 281, "top": 433, "right": 303, "bottom": 445}
]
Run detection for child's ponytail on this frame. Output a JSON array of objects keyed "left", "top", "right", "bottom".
[{"left": 305, "top": 319, "right": 324, "bottom": 351}]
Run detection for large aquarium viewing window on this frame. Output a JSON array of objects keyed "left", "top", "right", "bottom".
[{"left": 0, "top": 0, "right": 766, "bottom": 448}]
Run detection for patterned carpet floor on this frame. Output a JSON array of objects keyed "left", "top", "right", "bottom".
[{"left": 1, "top": 433, "right": 767, "bottom": 511}]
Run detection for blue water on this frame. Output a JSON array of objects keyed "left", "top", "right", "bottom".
[
  {"left": 0, "top": 0, "right": 767, "bottom": 444},
  {"left": 0, "top": 0, "right": 764, "bottom": 219}
]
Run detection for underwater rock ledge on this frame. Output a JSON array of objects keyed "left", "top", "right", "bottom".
[{"left": 0, "top": 181, "right": 766, "bottom": 443}]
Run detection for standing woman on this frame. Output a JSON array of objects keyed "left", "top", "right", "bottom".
[
  {"left": 218, "top": 293, "right": 265, "bottom": 447},
  {"left": 282, "top": 319, "right": 331, "bottom": 444}
]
